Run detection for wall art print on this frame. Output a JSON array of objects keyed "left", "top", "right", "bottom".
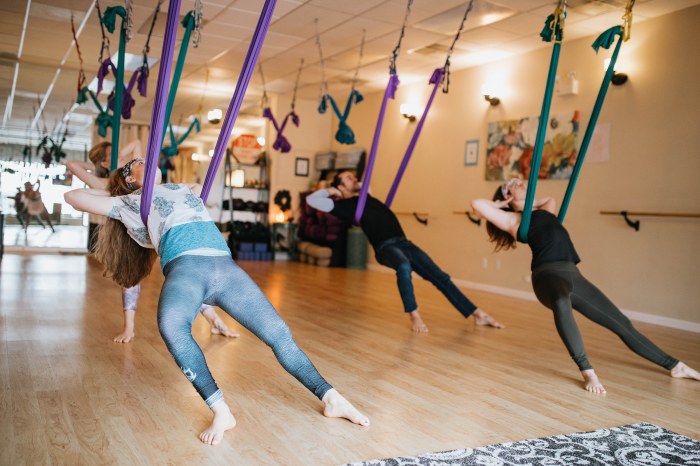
[{"left": 486, "top": 111, "right": 579, "bottom": 181}]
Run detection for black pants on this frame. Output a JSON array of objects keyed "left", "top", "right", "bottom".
[{"left": 532, "top": 261, "right": 678, "bottom": 372}]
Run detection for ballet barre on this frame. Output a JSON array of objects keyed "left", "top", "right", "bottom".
[
  {"left": 453, "top": 210, "right": 481, "bottom": 226},
  {"left": 394, "top": 211, "right": 429, "bottom": 225},
  {"left": 600, "top": 210, "right": 700, "bottom": 231}
]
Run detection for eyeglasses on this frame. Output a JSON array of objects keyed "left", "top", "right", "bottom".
[
  {"left": 121, "top": 158, "right": 143, "bottom": 190},
  {"left": 501, "top": 178, "right": 522, "bottom": 197}
]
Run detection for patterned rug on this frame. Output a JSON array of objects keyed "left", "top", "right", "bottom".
[{"left": 345, "top": 423, "right": 700, "bottom": 466}]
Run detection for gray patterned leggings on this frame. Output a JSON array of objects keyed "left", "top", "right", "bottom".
[
  {"left": 122, "top": 283, "right": 213, "bottom": 315},
  {"left": 532, "top": 261, "right": 678, "bottom": 372},
  {"left": 158, "top": 254, "right": 333, "bottom": 407}
]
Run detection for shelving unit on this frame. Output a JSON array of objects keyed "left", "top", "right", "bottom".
[{"left": 220, "top": 149, "right": 272, "bottom": 260}]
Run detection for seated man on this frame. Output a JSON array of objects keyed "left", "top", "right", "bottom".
[{"left": 306, "top": 170, "right": 503, "bottom": 333}]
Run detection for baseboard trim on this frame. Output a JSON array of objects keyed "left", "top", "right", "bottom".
[{"left": 367, "top": 264, "right": 700, "bottom": 333}]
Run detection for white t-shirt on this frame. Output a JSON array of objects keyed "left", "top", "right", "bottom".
[{"left": 107, "top": 184, "right": 228, "bottom": 266}]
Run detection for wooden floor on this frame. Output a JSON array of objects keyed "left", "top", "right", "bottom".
[{"left": 1, "top": 253, "right": 699, "bottom": 465}]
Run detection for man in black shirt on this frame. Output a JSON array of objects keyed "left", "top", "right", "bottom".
[{"left": 307, "top": 170, "right": 503, "bottom": 333}]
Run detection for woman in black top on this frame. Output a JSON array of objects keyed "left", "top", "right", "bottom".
[{"left": 472, "top": 179, "right": 699, "bottom": 394}]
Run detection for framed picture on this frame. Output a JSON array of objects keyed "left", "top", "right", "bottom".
[
  {"left": 464, "top": 139, "right": 479, "bottom": 166},
  {"left": 295, "top": 157, "right": 310, "bottom": 177}
]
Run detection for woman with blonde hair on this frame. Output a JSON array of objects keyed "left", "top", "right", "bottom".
[
  {"left": 471, "top": 178, "right": 700, "bottom": 394},
  {"left": 67, "top": 141, "right": 236, "bottom": 343},
  {"left": 65, "top": 156, "right": 369, "bottom": 445}
]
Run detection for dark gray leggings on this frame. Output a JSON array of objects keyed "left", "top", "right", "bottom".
[
  {"left": 532, "top": 262, "right": 678, "bottom": 372},
  {"left": 158, "top": 254, "right": 332, "bottom": 407}
]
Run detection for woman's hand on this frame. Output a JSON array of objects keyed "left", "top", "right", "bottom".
[{"left": 494, "top": 196, "right": 513, "bottom": 209}]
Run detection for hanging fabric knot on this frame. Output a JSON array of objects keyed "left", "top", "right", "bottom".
[
  {"left": 540, "top": 10, "right": 565, "bottom": 43},
  {"left": 429, "top": 68, "right": 445, "bottom": 86},
  {"left": 592, "top": 26, "right": 623, "bottom": 53},
  {"left": 137, "top": 65, "right": 149, "bottom": 97},
  {"left": 388, "top": 73, "right": 400, "bottom": 100},
  {"left": 335, "top": 121, "right": 355, "bottom": 145},
  {"left": 262, "top": 107, "right": 275, "bottom": 120},
  {"left": 97, "top": 59, "right": 117, "bottom": 94},
  {"left": 95, "top": 112, "right": 112, "bottom": 137},
  {"left": 289, "top": 111, "right": 299, "bottom": 127},
  {"left": 76, "top": 87, "right": 90, "bottom": 105},
  {"left": 161, "top": 145, "right": 179, "bottom": 158},
  {"left": 101, "top": 6, "right": 126, "bottom": 34},
  {"left": 351, "top": 89, "right": 364, "bottom": 105},
  {"left": 182, "top": 10, "right": 195, "bottom": 31},
  {"left": 318, "top": 95, "right": 328, "bottom": 114}
]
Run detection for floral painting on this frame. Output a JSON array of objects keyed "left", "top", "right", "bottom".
[{"left": 485, "top": 111, "right": 579, "bottom": 181}]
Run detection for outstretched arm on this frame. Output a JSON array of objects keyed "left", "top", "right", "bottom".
[
  {"left": 64, "top": 188, "right": 114, "bottom": 217},
  {"left": 471, "top": 198, "right": 520, "bottom": 237},
  {"left": 66, "top": 160, "right": 108, "bottom": 189},
  {"left": 306, "top": 188, "right": 340, "bottom": 213},
  {"left": 118, "top": 140, "right": 143, "bottom": 164}
]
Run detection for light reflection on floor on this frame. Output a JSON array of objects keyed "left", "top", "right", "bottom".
[{"left": 3, "top": 224, "right": 88, "bottom": 253}]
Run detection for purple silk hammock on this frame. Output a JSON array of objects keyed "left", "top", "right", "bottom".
[
  {"left": 140, "top": 0, "right": 277, "bottom": 223},
  {"left": 260, "top": 59, "right": 304, "bottom": 153},
  {"left": 355, "top": 0, "right": 474, "bottom": 224}
]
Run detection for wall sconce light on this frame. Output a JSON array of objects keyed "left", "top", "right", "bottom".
[
  {"left": 227, "top": 169, "right": 245, "bottom": 188},
  {"left": 481, "top": 83, "right": 500, "bottom": 106},
  {"left": 399, "top": 103, "right": 420, "bottom": 122},
  {"left": 604, "top": 58, "right": 628, "bottom": 86},
  {"left": 257, "top": 136, "right": 266, "bottom": 146},
  {"left": 207, "top": 108, "right": 223, "bottom": 124},
  {"left": 274, "top": 212, "right": 285, "bottom": 223}
]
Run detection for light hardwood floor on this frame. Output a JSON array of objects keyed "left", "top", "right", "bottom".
[{"left": 1, "top": 253, "right": 698, "bottom": 465}]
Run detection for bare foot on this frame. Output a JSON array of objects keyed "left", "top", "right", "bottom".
[
  {"left": 113, "top": 310, "right": 135, "bottom": 343},
  {"left": 581, "top": 369, "right": 606, "bottom": 395},
  {"left": 473, "top": 309, "right": 505, "bottom": 329},
  {"left": 409, "top": 310, "right": 429, "bottom": 333},
  {"left": 199, "top": 401, "right": 237, "bottom": 446},
  {"left": 670, "top": 361, "right": 700, "bottom": 380},
  {"left": 201, "top": 307, "right": 240, "bottom": 338},
  {"left": 322, "top": 389, "right": 370, "bottom": 427}
]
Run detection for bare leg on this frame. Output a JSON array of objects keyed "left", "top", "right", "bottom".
[
  {"left": 322, "top": 389, "right": 370, "bottom": 426},
  {"left": 114, "top": 310, "right": 136, "bottom": 343},
  {"left": 199, "top": 400, "right": 236, "bottom": 446},
  {"left": 200, "top": 306, "right": 239, "bottom": 338},
  {"left": 473, "top": 308, "right": 505, "bottom": 328},
  {"left": 41, "top": 210, "right": 55, "bottom": 232},
  {"left": 581, "top": 369, "right": 606, "bottom": 395},
  {"left": 409, "top": 310, "right": 429, "bottom": 334},
  {"left": 671, "top": 361, "right": 700, "bottom": 381}
]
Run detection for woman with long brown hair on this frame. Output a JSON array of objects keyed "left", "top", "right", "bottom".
[
  {"left": 65, "top": 157, "right": 369, "bottom": 445},
  {"left": 67, "top": 142, "right": 236, "bottom": 343},
  {"left": 471, "top": 178, "right": 700, "bottom": 394}
]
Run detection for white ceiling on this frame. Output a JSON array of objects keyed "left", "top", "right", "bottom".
[{"left": 1, "top": 0, "right": 698, "bottom": 150}]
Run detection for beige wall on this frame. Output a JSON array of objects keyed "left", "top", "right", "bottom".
[{"left": 272, "top": 6, "right": 700, "bottom": 325}]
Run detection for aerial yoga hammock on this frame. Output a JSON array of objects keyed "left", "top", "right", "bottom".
[
  {"left": 315, "top": 21, "right": 365, "bottom": 145},
  {"left": 160, "top": 116, "right": 201, "bottom": 179},
  {"left": 355, "top": 0, "right": 474, "bottom": 223},
  {"left": 139, "top": 0, "right": 276, "bottom": 224},
  {"left": 99, "top": 0, "right": 133, "bottom": 171},
  {"left": 260, "top": 58, "right": 304, "bottom": 153},
  {"left": 158, "top": 4, "right": 204, "bottom": 180},
  {"left": 517, "top": 0, "right": 635, "bottom": 242},
  {"left": 96, "top": 0, "right": 164, "bottom": 121},
  {"left": 73, "top": 7, "right": 112, "bottom": 138}
]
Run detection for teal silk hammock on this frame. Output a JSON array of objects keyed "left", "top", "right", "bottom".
[
  {"left": 518, "top": 0, "right": 635, "bottom": 242},
  {"left": 315, "top": 21, "right": 365, "bottom": 145}
]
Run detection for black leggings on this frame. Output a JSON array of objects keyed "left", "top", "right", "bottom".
[{"left": 532, "top": 262, "right": 678, "bottom": 372}]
